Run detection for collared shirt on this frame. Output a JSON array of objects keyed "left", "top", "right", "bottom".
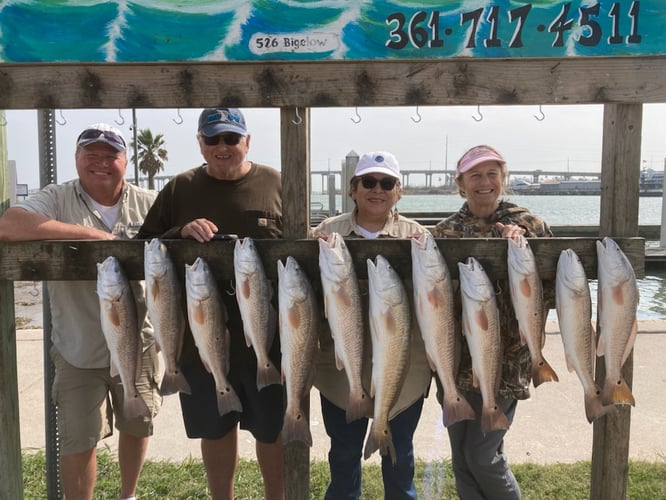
[
  {"left": 312, "top": 209, "right": 432, "bottom": 418},
  {"left": 17, "top": 179, "right": 156, "bottom": 369}
]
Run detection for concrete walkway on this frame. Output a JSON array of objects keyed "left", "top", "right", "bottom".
[{"left": 16, "top": 320, "right": 666, "bottom": 465}]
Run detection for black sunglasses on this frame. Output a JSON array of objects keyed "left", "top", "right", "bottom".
[
  {"left": 360, "top": 176, "right": 397, "bottom": 191},
  {"left": 202, "top": 133, "right": 243, "bottom": 146},
  {"left": 77, "top": 128, "right": 126, "bottom": 149}
]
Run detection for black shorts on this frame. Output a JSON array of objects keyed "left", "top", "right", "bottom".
[{"left": 179, "top": 324, "right": 284, "bottom": 443}]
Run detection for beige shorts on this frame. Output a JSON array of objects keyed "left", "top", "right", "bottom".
[{"left": 50, "top": 343, "right": 162, "bottom": 456}]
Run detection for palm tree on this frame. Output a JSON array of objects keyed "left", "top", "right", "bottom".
[{"left": 131, "top": 129, "right": 168, "bottom": 190}]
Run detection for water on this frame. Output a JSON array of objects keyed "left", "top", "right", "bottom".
[{"left": 312, "top": 193, "right": 666, "bottom": 321}]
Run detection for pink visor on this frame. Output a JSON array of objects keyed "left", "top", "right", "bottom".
[{"left": 457, "top": 146, "right": 506, "bottom": 175}]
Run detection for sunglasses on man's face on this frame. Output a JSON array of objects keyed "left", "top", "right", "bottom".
[
  {"left": 77, "top": 129, "right": 126, "bottom": 149},
  {"left": 202, "top": 133, "right": 244, "bottom": 146},
  {"left": 360, "top": 176, "right": 397, "bottom": 191}
]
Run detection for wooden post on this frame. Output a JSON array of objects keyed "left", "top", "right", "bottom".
[
  {"left": 0, "top": 109, "right": 24, "bottom": 499},
  {"left": 280, "top": 106, "right": 311, "bottom": 499},
  {"left": 591, "top": 103, "right": 642, "bottom": 500}
]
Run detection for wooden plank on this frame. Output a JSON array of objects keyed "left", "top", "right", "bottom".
[
  {"left": 280, "top": 107, "right": 311, "bottom": 500},
  {"left": 591, "top": 103, "right": 643, "bottom": 500},
  {"left": 0, "top": 237, "right": 645, "bottom": 282},
  {"left": 0, "top": 108, "right": 23, "bottom": 499},
  {"left": 1, "top": 57, "right": 666, "bottom": 109}
]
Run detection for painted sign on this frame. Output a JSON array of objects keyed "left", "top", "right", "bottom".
[{"left": 0, "top": 1, "right": 662, "bottom": 63}]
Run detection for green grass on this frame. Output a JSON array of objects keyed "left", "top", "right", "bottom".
[{"left": 22, "top": 452, "right": 666, "bottom": 499}]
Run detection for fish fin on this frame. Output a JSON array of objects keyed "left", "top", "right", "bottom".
[
  {"left": 602, "top": 377, "right": 635, "bottom": 407},
  {"left": 346, "top": 388, "right": 374, "bottom": 423},
  {"left": 240, "top": 277, "right": 251, "bottom": 300},
  {"left": 109, "top": 302, "right": 122, "bottom": 327},
  {"left": 564, "top": 353, "right": 575, "bottom": 373},
  {"left": 282, "top": 408, "right": 313, "bottom": 446},
  {"left": 323, "top": 293, "right": 330, "bottom": 319},
  {"left": 216, "top": 384, "right": 243, "bottom": 416},
  {"left": 471, "top": 369, "right": 480, "bottom": 389},
  {"left": 584, "top": 386, "right": 617, "bottom": 423},
  {"left": 363, "top": 421, "right": 396, "bottom": 466},
  {"left": 150, "top": 281, "right": 160, "bottom": 303},
  {"left": 532, "top": 356, "right": 559, "bottom": 388},
  {"left": 519, "top": 277, "right": 532, "bottom": 298},
  {"left": 427, "top": 287, "right": 445, "bottom": 308},
  {"left": 160, "top": 369, "right": 192, "bottom": 396},
  {"left": 518, "top": 328, "right": 527, "bottom": 346},
  {"left": 256, "top": 361, "right": 281, "bottom": 391},
  {"left": 425, "top": 353, "right": 437, "bottom": 373},
  {"left": 481, "top": 403, "right": 510, "bottom": 433},
  {"left": 621, "top": 319, "right": 638, "bottom": 367},
  {"left": 191, "top": 303, "right": 205, "bottom": 325},
  {"left": 288, "top": 305, "right": 301, "bottom": 330},
  {"left": 335, "top": 287, "right": 352, "bottom": 308},
  {"left": 611, "top": 283, "right": 624, "bottom": 306},
  {"left": 242, "top": 329, "right": 253, "bottom": 348},
  {"left": 475, "top": 308, "right": 489, "bottom": 331},
  {"left": 123, "top": 390, "right": 151, "bottom": 420},
  {"left": 333, "top": 348, "right": 345, "bottom": 371},
  {"left": 442, "top": 392, "right": 476, "bottom": 427}
]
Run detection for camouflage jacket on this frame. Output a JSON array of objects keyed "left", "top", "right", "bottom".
[{"left": 431, "top": 200, "right": 553, "bottom": 400}]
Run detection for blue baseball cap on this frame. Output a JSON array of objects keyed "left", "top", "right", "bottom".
[{"left": 198, "top": 108, "right": 247, "bottom": 137}]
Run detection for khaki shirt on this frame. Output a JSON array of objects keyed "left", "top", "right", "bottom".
[
  {"left": 312, "top": 209, "right": 432, "bottom": 418},
  {"left": 17, "top": 180, "right": 156, "bottom": 369}
]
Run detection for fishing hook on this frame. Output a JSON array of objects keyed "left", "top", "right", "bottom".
[
  {"left": 30, "top": 282, "right": 40, "bottom": 297},
  {"left": 55, "top": 110, "right": 67, "bottom": 126},
  {"left": 291, "top": 107, "right": 302, "bottom": 125},
  {"left": 350, "top": 107, "right": 362, "bottom": 124},
  {"left": 534, "top": 105, "right": 546, "bottom": 122},
  {"left": 472, "top": 105, "right": 483, "bottom": 122},
  {"left": 172, "top": 108, "right": 184, "bottom": 125},
  {"left": 115, "top": 109, "right": 125, "bottom": 126},
  {"left": 411, "top": 105, "right": 422, "bottom": 123}
]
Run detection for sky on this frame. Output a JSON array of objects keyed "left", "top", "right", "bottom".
[{"left": 3, "top": 104, "right": 666, "bottom": 192}]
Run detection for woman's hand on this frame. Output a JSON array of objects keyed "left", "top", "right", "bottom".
[
  {"left": 495, "top": 222, "right": 525, "bottom": 239},
  {"left": 180, "top": 218, "right": 218, "bottom": 242}
]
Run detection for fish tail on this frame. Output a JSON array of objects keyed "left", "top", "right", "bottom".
[
  {"left": 160, "top": 369, "right": 191, "bottom": 396},
  {"left": 442, "top": 392, "right": 476, "bottom": 427},
  {"left": 531, "top": 356, "right": 559, "bottom": 388},
  {"left": 345, "top": 388, "right": 374, "bottom": 423},
  {"left": 282, "top": 408, "right": 312, "bottom": 446},
  {"left": 364, "top": 421, "right": 396, "bottom": 465},
  {"left": 256, "top": 361, "right": 282, "bottom": 392},
  {"left": 602, "top": 377, "right": 636, "bottom": 407},
  {"left": 481, "top": 404, "right": 510, "bottom": 434},
  {"left": 584, "top": 387, "right": 618, "bottom": 423},
  {"left": 124, "top": 391, "right": 151, "bottom": 420},
  {"left": 216, "top": 385, "right": 243, "bottom": 416}
]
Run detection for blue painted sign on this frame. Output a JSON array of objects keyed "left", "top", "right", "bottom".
[{"left": 0, "top": 1, "right": 662, "bottom": 63}]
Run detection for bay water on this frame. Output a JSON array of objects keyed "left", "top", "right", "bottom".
[{"left": 312, "top": 193, "right": 666, "bottom": 320}]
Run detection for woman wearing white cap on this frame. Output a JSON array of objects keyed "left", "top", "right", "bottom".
[
  {"left": 312, "top": 151, "right": 431, "bottom": 500},
  {"left": 432, "top": 144, "right": 553, "bottom": 499}
]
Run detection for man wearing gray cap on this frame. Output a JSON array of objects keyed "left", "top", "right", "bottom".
[
  {"left": 0, "top": 123, "right": 161, "bottom": 500},
  {"left": 137, "top": 108, "right": 284, "bottom": 499}
]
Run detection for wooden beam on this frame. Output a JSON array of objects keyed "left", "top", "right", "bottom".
[
  {"left": 591, "top": 103, "right": 643, "bottom": 500},
  {"left": 1, "top": 57, "right": 666, "bottom": 109},
  {"left": 0, "top": 237, "right": 645, "bottom": 283}
]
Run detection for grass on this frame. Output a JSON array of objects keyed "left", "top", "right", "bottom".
[{"left": 21, "top": 452, "right": 666, "bottom": 499}]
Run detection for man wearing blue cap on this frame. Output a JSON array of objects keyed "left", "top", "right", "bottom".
[
  {"left": 0, "top": 123, "right": 161, "bottom": 500},
  {"left": 137, "top": 108, "right": 285, "bottom": 499}
]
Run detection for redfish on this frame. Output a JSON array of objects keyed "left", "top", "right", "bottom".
[
  {"left": 596, "top": 237, "right": 639, "bottom": 406},
  {"left": 458, "top": 257, "right": 510, "bottom": 434},
  {"left": 318, "top": 232, "right": 373, "bottom": 422},
  {"left": 278, "top": 256, "right": 319, "bottom": 446},
  {"left": 364, "top": 255, "right": 411, "bottom": 465},
  {"left": 97, "top": 256, "right": 151, "bottom": 420},
  {"left": 411, "top": 230, "right": 474, "bottom": 426},
  {"left": 185, "top": 257, "right": 242, "bottom": 416},
  {"left": 507, "top": 235, "right": 559, "bottom": 388}
]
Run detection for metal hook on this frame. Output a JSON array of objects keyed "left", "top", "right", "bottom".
[
  {"left": 55, "top": 110, "right": 67, "bottom": 126},
  {"left": 172, "top": 108, "right": 184, "bottom": 125},
  {"left": 534, "top": 105, "right": 546, "bottom": 122},
  {"left": 115, "top": 109, "right": 125, "bottom": 126},
  {"left": 411, "top": 105, "right": 422, "bottom": 123},
  {"left": 291, "top": 107, "right": 302, "bottom": 125},
  {"left": 350, "top": 107, "right": 362, "bottom": 124},
  {"left": 472, "top": 105, "right": 483, "bottom": 122},
  {"left": 30, "top": 282, "right": 40, "bottom": 297}
]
